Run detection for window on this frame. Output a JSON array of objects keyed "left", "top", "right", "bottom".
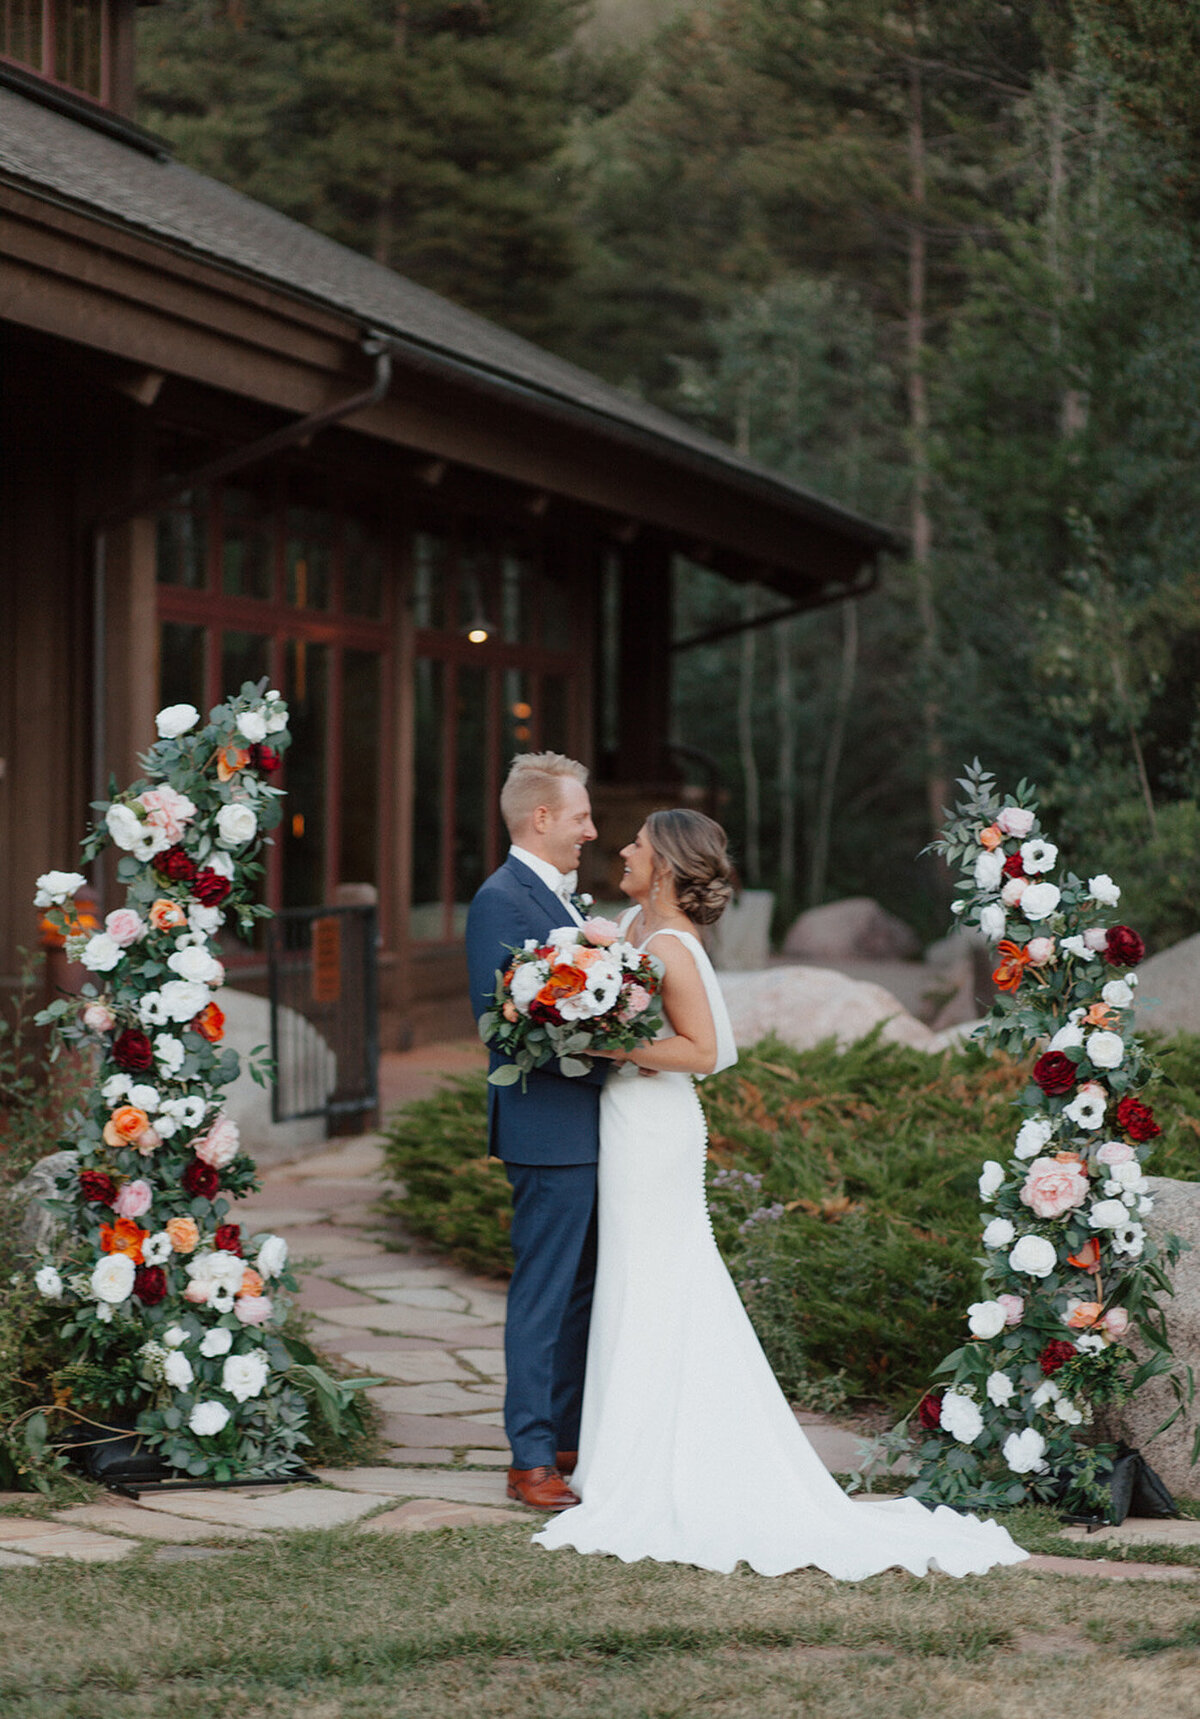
[
  {"left": 409, "top": 527, "right": 580, "bottom": 941},
  {"left": 2, "top": 0, "right": 110, "bottom": 103},
  {"left": 156, "top": 474, "right": 391, "bottom": 920}
]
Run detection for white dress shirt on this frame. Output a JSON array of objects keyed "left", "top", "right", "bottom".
[{"left": 509, "top": 845, "right": 584, "bottom": 924}]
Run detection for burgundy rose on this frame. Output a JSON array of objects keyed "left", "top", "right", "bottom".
[
  {"left": 133, "top": 1265, "right": 167, "bottom": 1306},
  {"left": 1002, "top": 853, "right": 1025, "bottom": 879},
  {"left": 529, "top": 999, "right": 563, "bottom": 1025},
  {"left": 1039, "top": 1340, "right": 1076, "bottom": 1377},
  {"left": 79, "top": 1170, "right": 117, "bottom": 1205},
  {"left": 182, "top": 1159, "right": 219, "bottom": 1200},
  {"left": 112, "top": 1028, "right": 154, "bottom": 1074},
  {"left": 1116, "top": 1095, "right": 1161, "bottom": 1143},
  {"left": 192, "top": 868, "right": 232, "bottom": 907},
  {"left": 1032, "top": 1051, "right": 1077, "bottom": 1096},
  {"left": 214, "top": 1223, "right": 242, "bottom": 1257},
  {"left": 250, "top": 744, "right": 280, "bottom": 773},
  {"left": 155, "top": 844, "right": 198, "bottom": 883},
  {"left": 1105, "top": 925, "right": 1145, "bottom": 968},
  {"left": 916, "top": 1391, "right": 943, "bottom": 1430}
]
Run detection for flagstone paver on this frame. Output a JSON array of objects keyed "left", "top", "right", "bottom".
[
  {"left": 0, "top": 1548, "right": 39, "bottom": 1567},
  {"left": 0, "top": 1519, "right": 136, "bottom": 1561},
  {"left": 52, "top": 1503, "right": 266, "bottom": 1543},
  {"left": 1061, "top": 1519, "right": 1200, "bottom": 1548},
  {"left": 314, "top": 1467, "right": 510, "bottom": 1505},
  {"left": 362, "top": 1500, "right": 526, "bottom": 1533},
  {"left": 134, "top": 1486, "right": 393, "bottom": 1530},
  {"left": 1021, "top": 1553, "right": 1199, "bottom": 1582},
  {"left": 340, "top": 1349, "right": 477, "bottom": 1383}
]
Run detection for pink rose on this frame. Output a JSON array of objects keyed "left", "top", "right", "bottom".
[
  {"left": 581, "top": 917, "right": 622, "bottom": 947},
  {"left": 137, "top": 786, "right": 197, "bottom": 843},
  {"left": 997, "top": 806, "right": 1035, "bottom": 838},
  {"left": 1103, "top": 1307, "right": 1130, "bottom": 1338},
  {"left": 82, "top": 1002, "right": 116, "bottom": 1033},
  {"left": 1083, "top": 927, "right": 1109, "bottom": 951},
  {"left": 1019, "top": 1155, "right": 1090, "bottom": 1219},
  {"left": 104, "top": 908, "right": 145, "bottom": 948},
  {"left": 619, "top": 983, "right": 652, "bottom": 1020},
  {"left": 234, "top": 1294, "right": 273, "bottom": 1326},
  {"left": 574, "top": 946, "right": 605, "bottom": 969},
  {"left": 1096, "top": 1140, "right": 1135, "bottom": 1165},
  {"left": 113, "top": 1178, "right": 153, "bottom": 1219},
  {"left": 194, "top": 1114, "right": 240, "bottom": 1168},
  {"left": 134, "top": 1126, "right": 162, "bottom": 1156},
  {"left": 184, "top": 1280, "right": 209, "bottom": 1304},
  {"left": 998, "top": 1293, "right": 1025, "bottom": 1327},
  {"left": 1000, "top": 877, "right": 1028, "bottom": 906},
  {"left": 1026, "top": 937, "right": 1054, "bottom": 966}
]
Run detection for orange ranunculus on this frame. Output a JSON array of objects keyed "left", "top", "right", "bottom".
[
  {"left": 1066, "top": 1300, "right": 1103, "bottom": 1330},
  {"left": 100, "top": 1217, "right": 148, "bottom": 1263},
  {"left": 192, "top": 1002, "right": 225, "bottom": 1043},
  {"left": 103, "top": 1105, "right": 150, "bottom": 1148},
  {"left": 238, "top": 1266, "right": 265, "bottom": 1298},
  {"left": 1068, "top": 1236, "right": 1101, "bottom": 1272},
  {"left": 217, "top": 743, "right": 252, "bottom": 782},
  {"left": 1054, "top": 1150, "right": 1086, "bottom": 1165},
  {"left": 1084, "top": 1001, "right": 1118, "bottom": 1028},
  {"left": 991, "top": 939, "right": 1031, "bottom": 993},
  {"left": 149, "top": 898, "right": 189, "bottom": 932},
  {"left": 534, "top": 964, "right": 588, "bottom": 1009},
  {"left": 978, "top": 823, "right": 1004, "bottom": 850},
  {"left": 502, "top": 1000, "right": 519, "bottom": 1023},
  {"left": 166, "top": 1215, "right": 200, "bottom": 1254},
  {"left": 502, "top": 967, "right": 515, "bottom": 986},
  {"left": 39, "top": 898, "right": 101, "bottom": 949}
]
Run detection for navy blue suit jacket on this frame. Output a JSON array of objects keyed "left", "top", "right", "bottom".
[{"left": 465, "top": 855, "right": 604, "bottom": 1165}]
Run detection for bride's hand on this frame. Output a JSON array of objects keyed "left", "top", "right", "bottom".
[{"left": 589, "top": 1047, "right": 628, "bottom": 1062}]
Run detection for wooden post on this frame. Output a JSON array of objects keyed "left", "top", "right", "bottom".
[{"left": 614, "top": 536, "right": 672, "bottom": 784}]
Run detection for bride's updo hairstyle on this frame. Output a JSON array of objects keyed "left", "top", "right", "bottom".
[{"left": 646, "top": 809, "right": 735, "bottom": 927}]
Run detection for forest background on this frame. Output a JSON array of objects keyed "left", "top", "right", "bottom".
[{"left": 137, "top": 0, "right": 1200, "bottom": 948}]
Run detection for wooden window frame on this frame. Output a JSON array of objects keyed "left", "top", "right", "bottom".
[{"left": 1, "top": 0, "right": 115, "bottom": 106}]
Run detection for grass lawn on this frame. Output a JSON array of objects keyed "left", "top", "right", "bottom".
[{"left": 3, "top": 1519, "right": 1200, "bottom": 1718}]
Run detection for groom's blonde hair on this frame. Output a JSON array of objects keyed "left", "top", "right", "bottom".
[{"left": 501, "top": 752, "right": 588, "bottom": 838}]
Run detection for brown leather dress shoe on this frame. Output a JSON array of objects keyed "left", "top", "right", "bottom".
[
  {"left": 555, "top": 1449, "right": 578, "bottom": 1477},
  {"left": 507, "top": 1465, "right": 580, "bottom": 1510}
]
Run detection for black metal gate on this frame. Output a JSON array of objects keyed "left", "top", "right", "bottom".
[{"left": 267, "top": 905, "right": 379, "bottom": 1124}]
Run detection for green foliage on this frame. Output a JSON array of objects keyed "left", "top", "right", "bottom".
[{"left": 380, "top": 1076, "right": 510, "bottom": 1277}]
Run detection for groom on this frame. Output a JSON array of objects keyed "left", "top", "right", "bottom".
[{"left": 466, "top": 751, "right": 604, "bottom": 1511}]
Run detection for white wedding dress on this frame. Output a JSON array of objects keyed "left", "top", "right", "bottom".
[{"left": 534, "top": 916, "right": 1028, "bottom": 1580}]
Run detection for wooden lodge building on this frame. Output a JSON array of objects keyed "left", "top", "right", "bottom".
[{"left": 0, "top": 0, "right": 896, "bottom": 1046}]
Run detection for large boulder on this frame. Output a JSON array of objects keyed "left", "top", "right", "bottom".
[
  {"left": 1133, "top": 933, "right": 1200, "bottom": 1039},
  {"left": 1101, "top": 1177, "right": 1200, "bottom": 1499},
  {"left": 718, "top": 965, "right": 936, "bottom": 1054},
  {"left": 709, "top": 889, "right": 775, "bottom": 972},
  {"left": 8, "top": 1150, "right": 77, "bottom": 1254},
  {"left": 783, "top": 897, "right": 920, "bottom": 962}
]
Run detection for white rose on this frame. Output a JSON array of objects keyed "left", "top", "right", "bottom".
[
  {"left": 1009, "top": 1234, "right": 1057, "bottom": 1277},
  {"left": 1089, "top": 1198, "right": 1130, "bottom": 1230},
  {"left": 1087, "top": 1031, "right": 1124, "bottom": 1070},
  {"left": 236, "top": 708, "right": 269, "bottom": 744},
  {"left": 967, "top": 1300, "right": 1007, "bottom": 1340},
  {"left": 1061, "top": 935, "right": 1091, "bottom": 958},
  {"left": 1031, "top": 1378, "right": 1060, "bottom": 1409},
  {"left": 105, "top": 803, "right": 145, "bottom": 851},
  {"left": 978, "top": 903, "right": 1006, "bottom": 942},
  {"left": 977, "top": 1160, "right": 1005, "bottom": 1202},
  {"left": 207, "top": 849, "right": 236, "bottom": 880},
  {"left": 982, "top": 1217, "right": 1016, "bottom": 1250},
  {"left": 1048, "top": 1023, "right": 1083, "bottom": 1052},
  {"left": 1019, "top": 839, "right": 1058, "bottom": 875},
  {"left": 509, "top": 963, "right": 545, "bottom": 1013},
  {"left": 1015, "top": 1117, "right": 1054, "bottom": 1160},
  {"left": 188, "top": 1401, "right": 231, "bottom": 1437},
  {"left": 142, "top": 980, "right": 210, "bottom": 1025},
  {"left": 154, "top": 1034, "right": 186, "bottom": 1075},
  {"left": 127, "top": 1082, "right": 160, "bottom": 1113},
  {"left": 1000, "top": 877, "right": 1027, "bottom": 907},
  {"left": 256, "top": 1235, "right": 289, "bottom": 1280},
  {"left": 1138, "top": 1196, "right": 1155, "bottom": 1217},
  {"left": 216, "top": 803, "right": 258, "bottom": 847},
  {"left": 974, "top": 850, "right": 1004, "bottom": 892},
  {"left": 996, "top": 806, "right": 1035, "bottom": 838},
  {"left": 265, "top": 707, "right": 288, "bottom": 734},
  {"left": 222, "top": 1350, "right": 270, "bottom": 1402},
  {"left": 1020, "top": 882, "right": 1061, "bottom": 921},
  {"left": 1003, "top": 1427, "right": 1048, "bottom": 1475},
  {"left": 155, "top": 703, "right": 200, "bottom": 739},
  {"left": 188, "top": 1250, "right": 244, "bottom": 1296},
  {"left": 164, "top": 1350, "right": 194, "bottom": 1389},
  {"left": 986, "top": 1371, "right": 1015, "bottom": 1406},
  {"left": 1054, "top": 1397, "right": 1084, "bottom": 1426},
  {"left": 91, "top": 1253, "right": 135, "bottom": 1304},
  {"left": 35, "top": 1264, "right": 63, "bottom": 1299},
  {"left": 200, "top": 1327, "right": 234, "bottom": 1359},
  {"left": 80, "top": 934, "right": 123, "bottom": 973},
  {"left": 167, "top": 945, "right": 224, "bottom": 986},
  {"left": 939, "top": 1390, "right": 984, "bottom": 1445},
  {"left": 1101, "top": 979, "right": 1134, "bottom": 1009},
  {"left": 189, "top": 904, "right": 224, "bottom": 938},
  {"left": 162, "top": 1324, "right": 188, "bottom": 1348},
  {"left": 950, "top": 899, "right": 965, "bottom": 915},
  {"left": 33, "top": 870, "right": 87, "bottom": 908},
  {"left": 102, "top": 1073, "right": 132, "bottom": 1105},
  {"left": 1087, "top": 873, "right": 1121, "bottom": 906}
]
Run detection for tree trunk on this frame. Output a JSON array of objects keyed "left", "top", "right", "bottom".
[
  {"left": 738, "top": 586, "right": 761, "bottom": 886},
  {"left": 906, "top": 49, "right": 946, "bottom": 844},
  {"left": 775, "top": 618, "right": 797, "bottom": 918},
  {"left": 808, "top": 601, "right": 858, "bottom": 908}
]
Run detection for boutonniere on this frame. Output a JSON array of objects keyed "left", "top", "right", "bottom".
[{"left": 571, "top": 891, "right": 594, "bottom": 916}]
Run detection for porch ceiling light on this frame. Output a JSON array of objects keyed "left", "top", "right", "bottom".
[{"left": 464, "top": 595, "right": 496, "bottom": 645}]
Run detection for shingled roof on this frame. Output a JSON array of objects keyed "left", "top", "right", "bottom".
[{"left": 0, "top": 76, "right": 899, "bottom": 559}]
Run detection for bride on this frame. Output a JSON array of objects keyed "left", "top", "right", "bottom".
[{"left": 534, "top": 808, "right": 1027, "bottom": 1580}]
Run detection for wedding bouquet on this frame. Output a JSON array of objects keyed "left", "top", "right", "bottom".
[{"left": 481, "top": 919, "right": 664, "bottom": 1086}]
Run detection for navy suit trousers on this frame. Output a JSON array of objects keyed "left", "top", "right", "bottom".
[{"left": 503, "top": 1159, "right": 598, "bottom": 1468}]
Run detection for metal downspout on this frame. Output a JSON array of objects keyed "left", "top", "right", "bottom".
[{"left": 89, "top": 332, "right": 394, "bottom": 834}]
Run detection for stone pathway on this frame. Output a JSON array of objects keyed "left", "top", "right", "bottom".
[{"left": 3, "top": 1061, "right": 1197, "bottom": 1580}]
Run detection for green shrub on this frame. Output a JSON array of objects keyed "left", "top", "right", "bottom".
[{"left": 379, "top": 1032, "right": 1200, "bottom": 1409}]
